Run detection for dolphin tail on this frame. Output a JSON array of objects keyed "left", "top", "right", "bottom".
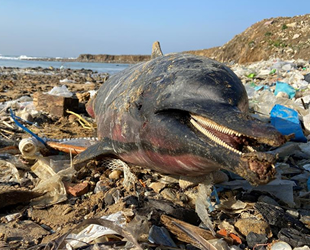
[{"left": 151, "top": 41, "right": 163, "bottom": 59}]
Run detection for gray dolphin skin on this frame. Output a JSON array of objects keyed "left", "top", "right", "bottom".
[{"left": 74, "top": 53, "right": 286, "bottom": 185}]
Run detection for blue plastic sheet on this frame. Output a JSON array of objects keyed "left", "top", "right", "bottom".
[
  {"left": 270, "top": 104, "right": 307, "bottom": 142},
  {"left": 274, "top": 81, "right": 296, "bottom": 99}
]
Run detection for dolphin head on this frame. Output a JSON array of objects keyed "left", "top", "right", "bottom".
[{"left": 137, "top": 54, "right": 286, "bottom": 185}]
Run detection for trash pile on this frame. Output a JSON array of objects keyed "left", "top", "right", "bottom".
[{"left": 0, "top": 61, "right": 310, "bottom": 250}]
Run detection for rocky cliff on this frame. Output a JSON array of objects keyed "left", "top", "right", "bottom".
[
  {"left": 76, "top": 54, "right": 150, "bottom": 64},
  {"left": 185, "top": 14, "right": 310, "bottom": 64},
  {"left": 40, "top": 14, "right": 309, "bottom": 65}
]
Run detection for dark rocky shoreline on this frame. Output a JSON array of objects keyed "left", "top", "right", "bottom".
[{"left": 25, "top": 54, "right": 151, "bottom": 64}]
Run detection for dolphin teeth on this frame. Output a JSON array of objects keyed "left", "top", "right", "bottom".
[
  {"left": 247, "top": 146, "right": 256, "bottom": 152},
  {"left": 190, "top": 118, "right": 243, "bottom": 156},
  {"left": 191, "top": 114, "right": 241, "bottom": 137}
]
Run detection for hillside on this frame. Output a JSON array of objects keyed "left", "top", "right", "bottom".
[{"left": 185, "top": 14, "right": 310, "bottom": 64}]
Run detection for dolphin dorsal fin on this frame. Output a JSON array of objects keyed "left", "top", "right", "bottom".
[{"left": 151, "top": 41, "right": 163, "bottom": 59}]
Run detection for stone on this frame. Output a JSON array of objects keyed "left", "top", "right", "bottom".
[
  {"left": 246, "top": 232, "right": 268, "bottom": 248},
  {"left": 151, "top": 41, "right": 163, "bottom": 59},
  {"left": 234, "top": 217, "right": 272, "bottom": 237},
  {"left": 304, "top": 73, "right": 310, "bottom": 83},
  {"left": 160, "top": 188, "right": 178, "bottom": 202},
  {"left": 149, "top": 182, "right": 166, "bottom": 193},
  {"left": 108, "top": 169, "right": 122, "bottom": 180},
  {"left": 66, "top": 182, "right": 89, "bottom": 197},
  {"left": 271, "top": 241, "right": 292, "bottom": 250},
  {"left": 179, "top": 175, "right": 206, "bottom": 189},
  {"left": 294, "top": 246, "right": 310, "bottom": 250},
  {"left": 287, "top": 22, "right": 297, "bottom": 28},
  {"left": 300, "top": 216, "right": 310, "bottom": 229},
  {"left": 94, "top": 180, "right": 110, "bottom": 194}
]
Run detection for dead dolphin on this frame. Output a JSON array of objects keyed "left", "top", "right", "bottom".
[{"left": 74, "top": 53, "right": 286, "bottom": 185}]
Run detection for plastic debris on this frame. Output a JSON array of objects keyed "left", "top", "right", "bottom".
[
  {"left": 47, "top": 84, "right": 73, "bottom": 97},
  {"left": 148, "top": 225, "right": 177, "bottom": 247},
  {"left": 30, "top": 156, "right": 75, "bottom": 207},
  {"left": 270, "top": 241, "right": 292, "bottom": 250},
  {"left": 270, "top": 104, "right": 307, "bottom": 142},
  {"left": 0, "top": 160, "right": 20, "bottom": 183},
  {"left": 66, "top": 212, "right": 126, "bottom": 248},
  {"left": 274, "top": 81, "right": 296, "bottom": 99},
  {"left": 19, "top": 137, "right": 45, "bottom": 159}
]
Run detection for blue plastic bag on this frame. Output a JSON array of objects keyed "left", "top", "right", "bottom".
[
  {"left": 270, "top": 104, "right": 307, "bottom": 142},
  {"left": 274, "top": 81, "right": 296, "bottom": 99}
]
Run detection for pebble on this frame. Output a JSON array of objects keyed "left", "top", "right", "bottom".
[
  {"left": 108, "top": 169, "right": 122, "bottom": 180},
  {"left": 294, "top": 246, "right": 310, "bottom": 250},
  {"left": 246, "top": 232, "right": 268, "bottom": 248},
  {"left": 300, "top": 216, "right": 310, "bottom": 228},
  {"left": 66, "top": 182, "right": 89, "bottom": 197},
  {"left": 94, "top": 180, "right": 110, "bottom": 193},
  {"left": 149, "top": 182, "right": 166, "bottom": 193},
  {"left": 160, "top": 188, "right": 178, "bottom": 202},
  {"left": 270, "top": 241, "right": 292, "bottom": 250},
  {"left": 234, "top": 218, "right": 272, "bottom": 237},
  {"left": 179, "top": 175, "right": 207, "bottom": 189}
]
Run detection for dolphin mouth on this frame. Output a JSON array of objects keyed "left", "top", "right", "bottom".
[
  {"left": 189, "top": 113, "right": 284, "bottom": 185},
  {"left": 190, "top": 114, "right": 262, "bottom": 156}
]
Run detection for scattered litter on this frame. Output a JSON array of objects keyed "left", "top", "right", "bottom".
[
  {"left": 270, "top": 104, "right": 307, "bottom": 142},
  {"left": 0, "top": 160, "right": 20, "bottom": 183},
  {"left": 47, "top": 84, "right": 74, "bottom": 97},
  {"left": 148, "top": 225, "right": 177, "bottom": 247},
  {"left": 1, "top": 58, "right": 310, "bottom": 249},
  {"left": 274, "top": 81, "right": 296, "bottom": 99}
]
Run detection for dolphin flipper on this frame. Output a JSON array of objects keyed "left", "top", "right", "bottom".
[{"left": 73, "top": 140, "right": 117, "bottom": 164}]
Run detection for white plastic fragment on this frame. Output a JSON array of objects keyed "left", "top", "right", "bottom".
[
  {"left": 0, "top": 160, "right": 20, "bottom": 183},
  {"left": 47, "top": 85, "right": 73, "bottom": 97},
  {"left": 270, "top": 241, "right": 292, "bottom": 250},
  {"left": 66, "top": 211, "right": 125, "bottom": 248},
  {"left": 19, "top": 137, "right": 45, "bottom": 159}
]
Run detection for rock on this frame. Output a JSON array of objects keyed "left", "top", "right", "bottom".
[
  {"left": 149, "top": 182, "right": 166, "bottom": 193},
  {"left": 287, "top": 22, "right": 297, "bottom": 28},
  {"left": 151, "top": 41, "right": 163, "bottom": 59},
  {"left": 300, "top": 216, "right": 310, "bottom": 229},
  {"left": 278, "top": 228, "right": 310, "bottom": 247},
  {"left": 294, "top": 246, "right": 310, "bottom": 250},
  {"left": 255, "top": 202, "right": 310, "bottom": 234},
  {"left": 94, "top": 180, "right": 110, "bottom": 194},
  {"left": 160, "top": 188, "right": 178, "bottom": 202},
  {"left": 304, "top": 73, "right": 310, "bottom": 83},
  {"left": 66, "top": 182, "right": 89, "bottom": 197},
  {"left": 108, "top": 170, "right": 122, "bottom": 180},
  {"left": 270, "top": 241, "right": 292, "bottom": 250},
  {"left": 179, "top": 175, "right": 207, "bottom": 189},
  {"left": 234, "top": 217, "right": 272, "bottom": 237},
  {"left": 246, "top": 232, "right": 268, "bottom": 248}
]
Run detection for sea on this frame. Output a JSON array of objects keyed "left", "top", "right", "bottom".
[{"left": 0, "top": 54, "right": 130, "bottom": 75}]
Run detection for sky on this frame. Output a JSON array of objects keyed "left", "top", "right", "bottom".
[{"left": 0, "top": 1, "right": 309, "bottom": 58}]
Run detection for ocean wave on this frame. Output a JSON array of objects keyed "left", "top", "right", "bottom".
[{"left": 0, "top": 55, "right": 41, "bottom": 60}]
